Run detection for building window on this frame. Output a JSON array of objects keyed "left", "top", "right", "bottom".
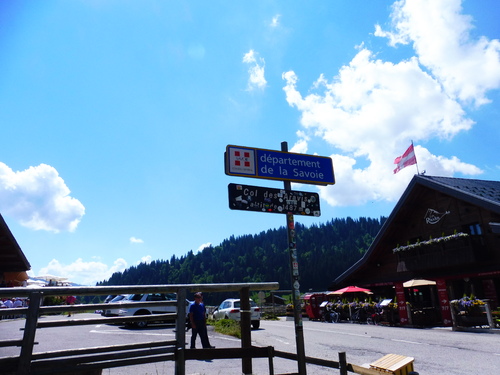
[{"left": 469, "top": 223, "right": 482, "bottom": 236}]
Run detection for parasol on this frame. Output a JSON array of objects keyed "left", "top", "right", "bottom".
[
  {"left": 328, "top": 285, "right": 373, "bottom": 295},
  {"left": 403, "top": 279, "right": 436, "bottom": 288},
  {"left": 35, "top": 275, "right": 68, "bottom": 282}
]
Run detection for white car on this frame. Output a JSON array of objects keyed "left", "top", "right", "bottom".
[
  {"left": 103, "top": 293, "right": 184, "bottom": 328},
  {"left": 212, "top": 298, "right": 260, "bottom": 329}
]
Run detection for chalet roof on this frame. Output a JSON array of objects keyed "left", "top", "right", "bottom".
[
  {"left": 0, "top": 213, "right": 31, "bottom": 273},
  {"left": 417, "top": 175, "right": 500, "bottom": 212},
  {"left": 333, "top": 175, "right": 500, "bottom": 287}
]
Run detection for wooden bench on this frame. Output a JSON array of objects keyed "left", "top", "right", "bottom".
[{"left": 369, "top": 354, "right": 415, "bottom": 375}]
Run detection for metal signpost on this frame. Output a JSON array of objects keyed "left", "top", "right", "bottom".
[{"left": 225, "top": 142, "right": 335, "bottom": 375}]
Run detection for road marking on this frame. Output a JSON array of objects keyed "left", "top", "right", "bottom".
[
  {"left": 90, "top": 329, "right": 175, "bottom": 337},
  {"left": 391, "top": 339, "right": 425, "bottom": 345},
  {"left": 305, "top": 327, "right": 371, "bottom": 338},
  {"left": 274, "top": 338, "right": 291, "bottom": 345}
]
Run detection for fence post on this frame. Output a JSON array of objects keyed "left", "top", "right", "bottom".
[
  {"left": 175, "top": 287, "right": 187, "bottom": 375},
  {"left": 485, "top": 301, "right": 495, "bottom": 328},
  {"left": 339, "top": 352, "right": 347, "bottom": 375},
  {"left": 17, "top": 291, "right": 42, "bottom": 374},
  {"left": 240, "top": 287, "right": 252, "bottom": 375}
]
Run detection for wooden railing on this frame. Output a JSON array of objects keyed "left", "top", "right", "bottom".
[
  {"left": 0, "top": 283, "right": 278, "bottom": 375},
  {"left": 0, "top": 283, "right": 396, "bottom": 375}
]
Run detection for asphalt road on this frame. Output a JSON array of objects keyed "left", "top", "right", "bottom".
[
  {"left": 252, "top": 318, "right": 500, "bottom": 375},
  {"left": 1, "top": 313, "right": 500, "bottom": 374}
]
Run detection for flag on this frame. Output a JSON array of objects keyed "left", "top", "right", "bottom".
[{"left": 394, "top": 144, "right": 417, "bottom": 174}]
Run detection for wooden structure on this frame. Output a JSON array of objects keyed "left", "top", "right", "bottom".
[
  {"left": 0, "top": 214, "right": 31, "bottom": 286},
  {"left": 0, "top": 283, "right": 391, "bottom": 375},
  {"left": 369, "top": 354, "right": 415, "bottom": 375},
  {"left": 0, "top": 283, "right": 278, "bottom": 375},
  {"left": 332, "top": 175, "right": 500, "bottom": 327}
]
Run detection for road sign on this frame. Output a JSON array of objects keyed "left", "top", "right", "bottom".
[
  {"left": 225, "top": 145, "right": 335, "bottom": 185},
  {"left": 228, "top": 183, "right": 321, "bottom": 216}
]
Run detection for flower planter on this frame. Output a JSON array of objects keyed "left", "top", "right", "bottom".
[{"left": 457, "top": 315, "right": 489, "bottom": 327}]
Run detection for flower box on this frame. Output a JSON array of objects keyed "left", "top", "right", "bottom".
[{"left": 457, "top": 315, "right": 489, "bottom": 327}]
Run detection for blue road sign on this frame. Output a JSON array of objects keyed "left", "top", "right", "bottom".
[{"left": 225, "top": 145, "right": 335, "bottom": 185}]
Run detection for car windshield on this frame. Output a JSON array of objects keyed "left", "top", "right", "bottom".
[
  {"left": 125, "top": 293, "right": 177, "bottom": 301},
  {"left": 110, "top": 295, "right": 128, "bottom": 302},
  {"left": 233, "top": 300, "right": 257, "bottom": 308},
  {"left": 127, "top": 294, "right": 144, "bottom": 301}
]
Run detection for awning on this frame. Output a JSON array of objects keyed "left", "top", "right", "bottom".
[{"left": 403, "top": 279, "right": 436, "bottom": 288}]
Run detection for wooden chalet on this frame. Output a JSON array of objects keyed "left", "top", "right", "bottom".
[
  {"left": 0, "top": 213, "right": 31, "bottom": 286},
  {"left": 332, "top": 175, "right": 500, "bottom": 326}
]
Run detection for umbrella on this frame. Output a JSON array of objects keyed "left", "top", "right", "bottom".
[
  {"left": 403, "top": 279, "right": 436, "bottom": 288},
  {"left": 27, "top": 279, "right": 48, "bottom": 287},
  {"left": 35, "top": 275, "right": 68, "bottom": 282},
  {"left": 3, "top": 271, "right": 29, "bottom": 282},
  {"left": 328, "top": 285, "right": 373, "bottom": 295}
]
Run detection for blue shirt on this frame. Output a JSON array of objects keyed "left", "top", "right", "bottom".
[{"left": 189, "top": 301, "right": 206, "bottom": 321}]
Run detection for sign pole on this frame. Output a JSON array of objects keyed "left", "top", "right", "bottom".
[{"left": 282, "top": 141, "right": 307, "bottom": 375}]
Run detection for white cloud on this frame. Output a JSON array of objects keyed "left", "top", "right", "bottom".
[
  {"left": 290, "top": 138, "right": 309, "bottom": 154},
  {"left": 0, "top": 163, "right": 85, "bottom": 232},
  {"left": 281, "top": 0, "right": 493, "bottom": 208},
  {"left": 316, "top": 146, "right": 481, "bottom": 208},
  {"left": 196, "top": 242, "right": 211, "bottom": 252},
  {"left": 243, "top": 49, "right": 267, "bottom": 91},
  {"left": 375, "top": 0, "right": 500, "bottom": 106},
  {"left": 283, "top": 50, "right": 473, "bottom": 153},
  {"left": 271, "top": 14, "right": 281, "bottom": 28},
  {"left": 138, "top": 255, "right": 152, "bottom": 264},
  {"left": 37, "top": 257, "right": 128, "bottom": 286},
  {"left": 129, "top": 236, "right": 144, "bottom": 244}
]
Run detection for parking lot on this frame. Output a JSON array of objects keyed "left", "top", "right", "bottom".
[{"left": 2, "top": 313, "right": 500, "bottom": 374}]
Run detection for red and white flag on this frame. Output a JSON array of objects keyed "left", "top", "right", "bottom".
[{"left": 393, "top": 144, "right": 417, "bottom": 174}]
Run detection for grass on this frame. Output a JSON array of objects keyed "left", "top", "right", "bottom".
[
  {"left": 209, "top": 318, "right": 241, "bottom": 338},
  {"left": 261, "top": 312, "right": 280, "bottom": 320}
]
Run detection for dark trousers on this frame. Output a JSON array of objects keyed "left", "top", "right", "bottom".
[{"left": 190, "top": 320, "right": 211, "bottom": 348}]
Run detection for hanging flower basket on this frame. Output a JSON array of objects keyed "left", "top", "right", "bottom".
[{"left": 393, "top": 232, "right": 469, "bottom": 253}]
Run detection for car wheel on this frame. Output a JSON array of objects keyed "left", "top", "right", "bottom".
[
  {"left": 252, "top": 320, "right": 260, "bottom": 329},
  {"left": 134, "top": 310, "right": 150, "bottom": 328},
  {"left": 135, "top": 320, "right": 148, "bottom": 328}
]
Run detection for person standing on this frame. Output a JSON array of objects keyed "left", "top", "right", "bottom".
[
  {"left": 66, "top": 295, "right": 76, "bottom": 317},
  {"left": 3, "top": 298, "right": 13, "bottom": 319},
  {"left": 189, "top": 292, "right": 214, "bottom": 349}
]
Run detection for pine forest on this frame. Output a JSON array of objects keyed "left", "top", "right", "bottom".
[{"left": 97, "top": 217, "right": 386, "bottom": 304}]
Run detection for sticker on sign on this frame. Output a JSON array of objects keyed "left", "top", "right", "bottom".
[{"left": 228, "top": 183, "right": 321, "bottom": 216}]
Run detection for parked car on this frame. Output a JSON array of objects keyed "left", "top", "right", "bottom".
[
  {"left": 104, "top": 294, "right": 129, "bottom": 304},
  {"left": 212, "top": 298, "right": 260, "bottom": 329},
  {"left": 103, "top": 293, "right": 187, "bottom": 328}
]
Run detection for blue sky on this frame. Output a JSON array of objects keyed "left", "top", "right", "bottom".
[{"left": 1, "top": 0, "right": 499, "bottom": 285}]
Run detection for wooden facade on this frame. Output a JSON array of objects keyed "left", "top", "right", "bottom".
[
  {"left": 0, "top": 213, "right": 31, "bottom": 286},
  {"left": 332, "top": 175, "right": 500, "bottom": 326}
]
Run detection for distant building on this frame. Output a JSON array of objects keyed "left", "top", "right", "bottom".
[
  {"left": 332, "top": 175, "right": 500, "bottom": 326},
  {"left": 264, "top": 294, "right": 286, "bottom": 305},
  {"left": 0, "top": 214, "right": 31, "bottom": 286}
]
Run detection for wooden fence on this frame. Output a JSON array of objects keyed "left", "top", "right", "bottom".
[{"left": 0, "top": 283, "right": 387, "bottom": 375}]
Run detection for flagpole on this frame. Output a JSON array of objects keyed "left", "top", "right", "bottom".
[{"left": 411, "top": 140, "right": 420, "bottom": 175}]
